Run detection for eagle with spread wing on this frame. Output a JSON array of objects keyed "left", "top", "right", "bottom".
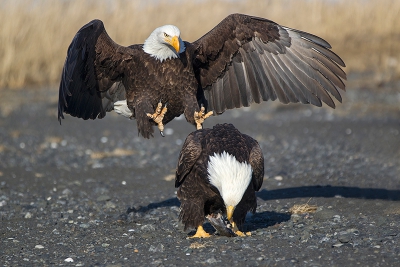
[{"left": 58, "top": 14, "right": 346, "bottom": 138}]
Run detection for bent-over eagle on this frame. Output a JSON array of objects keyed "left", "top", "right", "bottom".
[
  {"left": 58, "top": 14, "right": 346, "bottom": 138},
  {"left": 175, "top": 123, "right": 264, "bottom": 237}
]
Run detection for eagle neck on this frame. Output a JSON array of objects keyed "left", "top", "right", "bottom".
[{"left": 207, "top": 151, "right": 252, "bottom": 207}]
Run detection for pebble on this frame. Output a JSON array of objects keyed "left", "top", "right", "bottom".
[
  {"left": 141, "top": 224, "right": 156, "bottom": 231},
  {"left": 35, "top": 245, "right": 44, "bottom": 249},
  {"left": 25, "top": 212, "right": 32, "bottom": 219},
  {"left": 96, "top": 195, "right": 111, "bottom": 201},
  {"left": 338, "top": 234, "right": 351, "bottom": 243},
  {"left": 124, "top": 243, "right": 133, "bottom": 248},
  {"left": 149, "top": 244, "right": 164, "bottom": 252},
  {"left": 79, "top": 223, "right": 90, "bottom": 229},
  {"left": 64, "top": 257, "right": 74, "bottom": 262},
  {"left": 62, "top": 188, "right": 73, "bottom": 195},
  {"left": 205, "top": 257, "right": 219, "bottom": 263}
]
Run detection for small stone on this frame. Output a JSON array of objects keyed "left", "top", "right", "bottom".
[
  {"left": 332, "top": 243, "right": 343, "bottom": 248},
  {"left": 205, "top": 257, "right": 218, "bottom": 264},
  {"left": 35, "top": 245, "right": 44, "bottom": 249},
  {"left": 102, "top": 243, "right": 110, "bottom": 247},
  {"left": 141, "top": 224, "right": 156, "bottom": 231},
  {"left": 149, "top": 244, "right": 164, "bottom": 252},
  {"left": 301, "top": 231, "right": 311, "bottom": 242},
  {"left": 124, "top": 243, "right": 133, "bottom": 248},
  {"left": 104, "top": 201, "right": 116, "bottom": 209},
  {"left": 338, "top": 234, "right": 351, "bottom": 243},
  {"left": 25, "top": 212, "right": 33, "bottom": 219},
  {"left": 64, "top": 257, "right": 74, "bottom": 262},
  {"left": 96, "top": 195, "right": 111, "bottom": 201},
  {"left": 257, "top": 257, "right": 264, "bottom": 261},
  {"left": 62, "top": 188, "right": 73, "bottom": 195},
  {"left": 79, "top": 223, "right": 90, "bottom": 229}
]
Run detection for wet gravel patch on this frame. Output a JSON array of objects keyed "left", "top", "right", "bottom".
[{"left": 1, "top": 79, "right": 400, "bottom": 266}]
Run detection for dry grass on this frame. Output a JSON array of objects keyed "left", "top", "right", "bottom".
[
  {"left": 1, "top": 0, "right": 399, "bottom": 89},
  {"left": 289, "top": 199, "right": 318, "bottom": 214}
]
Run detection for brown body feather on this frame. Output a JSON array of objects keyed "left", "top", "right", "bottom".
[
  {"left": 58, "top": 14, "right": 346, "bottom": 138},
  {"left": 175, "top": 123, "right": 264, "bottom": 231}
]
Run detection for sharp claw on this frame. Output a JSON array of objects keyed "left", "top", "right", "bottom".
[{"left": 160, "top": 131, "right": 165, "bottom": 137}]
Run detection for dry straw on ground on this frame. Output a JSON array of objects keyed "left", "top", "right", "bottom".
[
  {"left": 289, "top": 199, "right": 318, "bottom": 214},
  {"left": 1, "top": 0, "right": 399, "bottom": 89}
]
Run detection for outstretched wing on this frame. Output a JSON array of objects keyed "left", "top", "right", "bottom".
[
  {"left": 175, "top": 131, "right": 204, "bottom": 188},
  {"left": 191, "top": 13, "right": 346, "bottom": 114},
  {"left": 58, "top": 19, "right": 134, "bottom": 123}
]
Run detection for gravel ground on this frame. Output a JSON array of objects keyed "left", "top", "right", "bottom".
[{"left": 1, "top": 72, "right": 400, "bottom": 266}]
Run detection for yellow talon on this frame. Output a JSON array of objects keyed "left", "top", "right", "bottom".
[
  {"left": 147, "top": 102, "right": 168, "bottom": 136},
  {"left": 229, "top": 221, "right": 250, "bottom": 237},
  {"left": 235, "top": 230, "right": 246, "bottom": 237},
  {"left": 194, "top": 106, "right": 213, "bottom": 130},
  {"left": 190, "top": 225, "right": 211, "bottom": 238}
]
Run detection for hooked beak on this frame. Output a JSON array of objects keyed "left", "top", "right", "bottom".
[
  {"left": 226, "top": 205, "right": 235, "bottom": 221},
  {"left": 167, "top": 36, "right": 180, "bottom": 54}
]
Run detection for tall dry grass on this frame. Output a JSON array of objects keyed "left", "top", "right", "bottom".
[{"left": 0, "top": 0, "right": 399, "bottom": 89}]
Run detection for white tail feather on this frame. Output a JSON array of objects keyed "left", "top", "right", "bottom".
[{"left": 114, "top": 100, "right": 132, "bottom": 118}]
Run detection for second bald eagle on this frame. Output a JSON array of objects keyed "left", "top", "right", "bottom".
[
  {"left": 58, "top": 14, "right": 346, "bottom": 138},
  {"left": 175, "top": 123, "right": 264, "bottom": 237}
]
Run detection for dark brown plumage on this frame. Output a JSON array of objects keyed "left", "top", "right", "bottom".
[
  {"left": 175, "top": 123, "right": 264, "bottom": 236},
  {"left": 58, "top": 14, "right": 346, "bottom": 138}
]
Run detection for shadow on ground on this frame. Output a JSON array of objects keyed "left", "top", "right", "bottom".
[{"left": 257, "top": 185, "right": 400, "bottom": 201}]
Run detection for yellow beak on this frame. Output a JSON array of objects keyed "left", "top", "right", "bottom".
[
  {"left": 168, "top": 36, "right": 180, "bottom": 54},
  {"left": 226, "top": 205, "right": 235, "bottom": 221}
]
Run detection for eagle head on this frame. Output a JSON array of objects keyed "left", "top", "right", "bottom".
[
  {"left": 143, "top": 25, "right": 186, "bottom": 62},
  {"left": 207, "top": 151, "right": 253, "bottom": 221}
]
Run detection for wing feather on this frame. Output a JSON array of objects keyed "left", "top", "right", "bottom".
[
  {"left": 175, "top": 132, "right": 203, "bottom": 187},
  {"left": 246, "top": 136, "right": 264, "bottom": 191},
  {"left": 58, "top": 19, "right": 132, "bottom": 123},
  {"left": 191, "top": 14, "right": 346, "bottom": 114}
]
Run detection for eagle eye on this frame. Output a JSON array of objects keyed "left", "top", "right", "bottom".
[{"left": 164, "top": 32, "right": 170, "bottom": 38}]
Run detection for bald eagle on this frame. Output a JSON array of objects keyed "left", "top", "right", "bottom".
[
  {"left": 58, "top": 14, "right": 346, "bottom": 138},
  {"left": 175, "top": 123, "right": 264, "bottom": 237}
]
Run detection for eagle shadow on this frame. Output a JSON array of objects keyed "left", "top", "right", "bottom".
[
  {"left": 126, "top": 185, "right": 400, "bottom": 215},
  {"left": 256, "top": 185, "right": 400, "bottom": 201},
  {"left": 123, "top": 185, "right": 399, "bottom": 233}
]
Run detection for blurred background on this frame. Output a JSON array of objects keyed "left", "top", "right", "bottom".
[{"left": 0, "top": 0, "right": 399, "bottom": 90}]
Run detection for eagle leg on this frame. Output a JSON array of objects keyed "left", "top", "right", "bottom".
[
  {"left": 189, "top": 225, "right": 211, "bottom": 238},
  {"left": 230, "top": 221, "right": 251, "bottom": 237},
  {"left": 146, "top": 102, "right": 168, "bottom": 137},
  {"left": 194, "top": 105, "right": 213, "bottom": 130}
]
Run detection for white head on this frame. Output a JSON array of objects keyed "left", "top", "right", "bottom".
[
  {"left": 143, "top": 25, "right": 186, "bottom": 62},
  {"left": 207, "top": 151, "right": 253, "bottom": 220}
]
